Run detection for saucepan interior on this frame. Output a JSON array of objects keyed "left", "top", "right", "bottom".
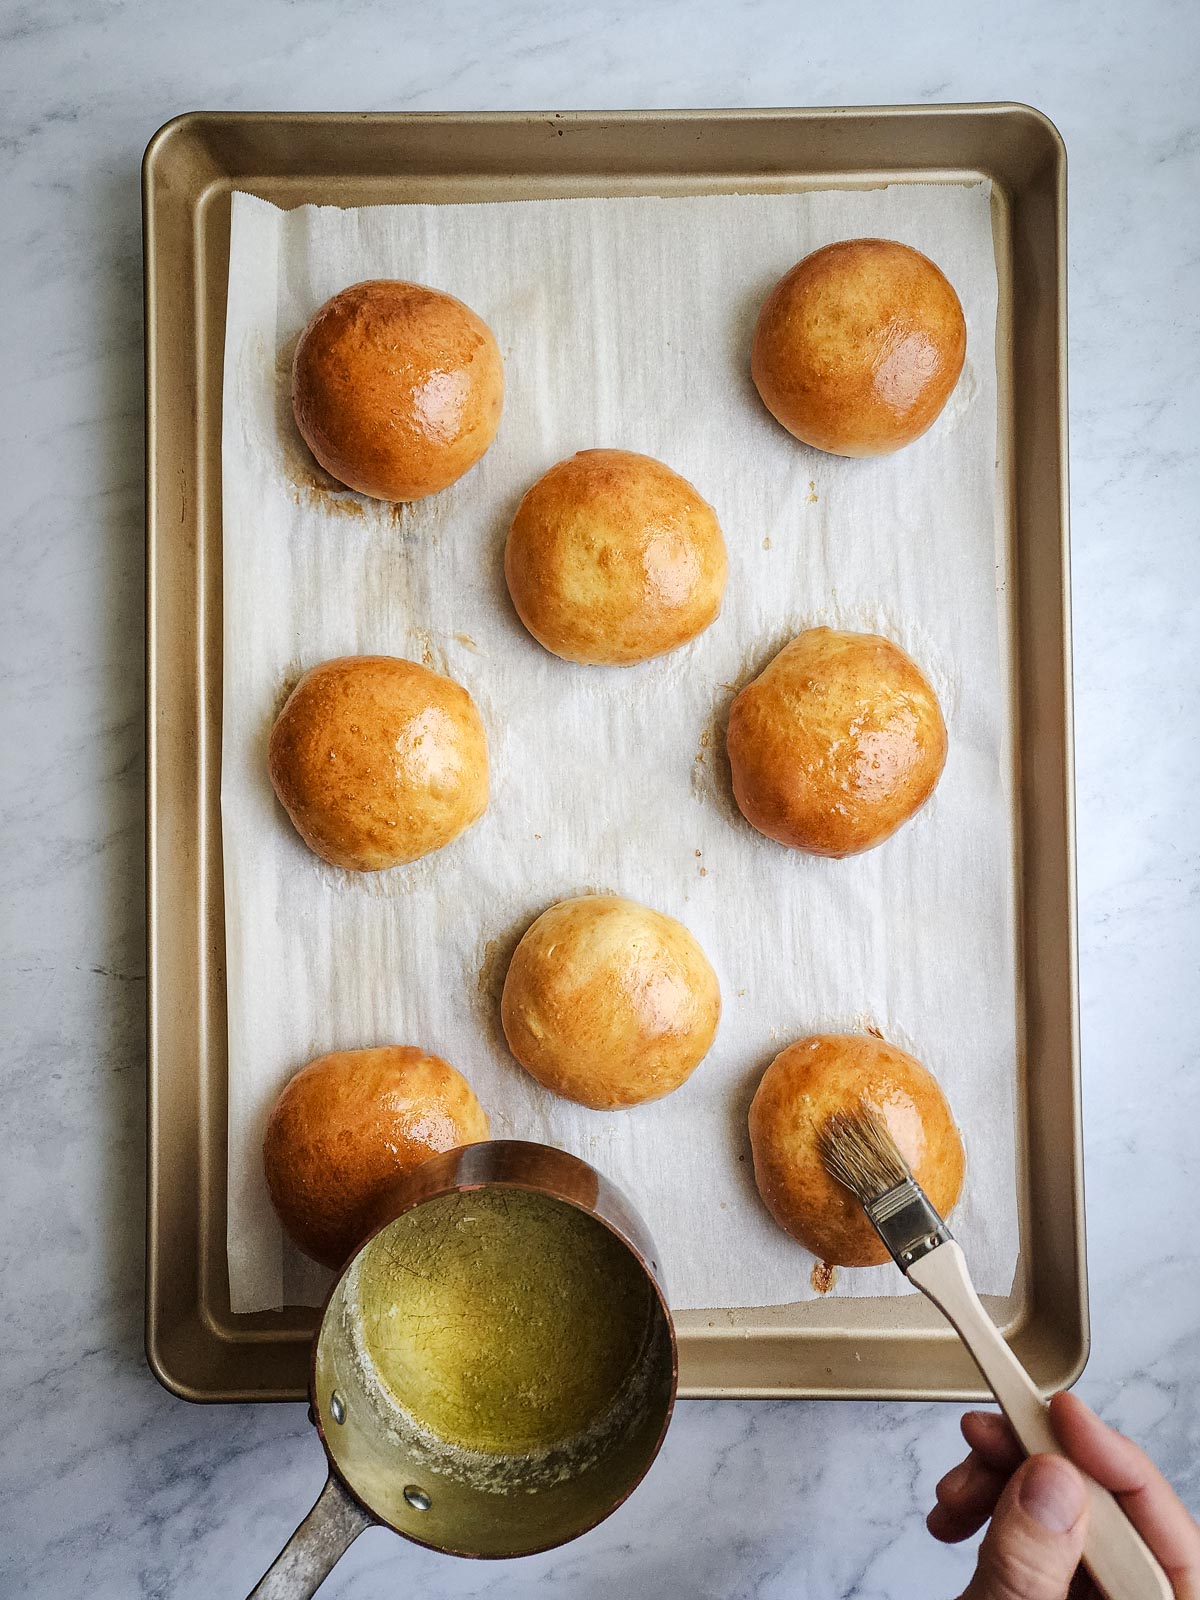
[{"left": 310, "top": 1140, "right": 678, "bottom": 1559}]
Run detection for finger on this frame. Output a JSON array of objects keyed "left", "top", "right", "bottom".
[
  {"left": 962, "top": 1411, "right": 1025, "bottom": 1476},
  {"left": 1050, "top": 1391, "right": 1200, "bottom": 1595},
  {"left": 962, "top": 1455, "right": 1089, "bottom": 1600},
  {"left": 929, "top": 1453, "right": 1012, "bottom": 1544}
]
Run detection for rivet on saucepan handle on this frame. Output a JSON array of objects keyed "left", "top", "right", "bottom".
[
  {"left": 329, "top": 1391, "right": 346, "bottom": 1425},
  {"left": 403, "top": 1486, "right": 432, "bottom": 1512}
]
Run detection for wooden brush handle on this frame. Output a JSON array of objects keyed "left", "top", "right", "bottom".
[{"left": 908, "top": 1242, "right": 1172, "bottom": 1600}]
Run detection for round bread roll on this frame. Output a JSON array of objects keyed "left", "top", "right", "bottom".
[
  {"left": 501, "top": 894, "right": 721, "bottom": 1109},
  {"left": 751, "top": 238, "right": 966, "bottom": 456},
  {"left": 504, "top": 449, "right": 728, "bottom": 665},
  {"left": 726, "top": 627, "right": 947, "bottom": 857},
  {"left": 263, "top": 1046, "right": 490, "bottom": 1269},
  {"left": 268, "top": 655, "right": 489, "bottom": 872},
  {"left": 291, "top": 280, "right": 504, "bottom": 501},
  {"left": 748, "top": 1033, "right": 964, "bottom": 1266}
]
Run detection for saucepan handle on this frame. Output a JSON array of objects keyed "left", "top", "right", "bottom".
[{"left": 247, "top": 1472, "right": 375, "bottom": 1599}]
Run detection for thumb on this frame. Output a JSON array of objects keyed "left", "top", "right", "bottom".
[{"left": 962, "top": 1455, "right": 1089, "bottom": 1600}]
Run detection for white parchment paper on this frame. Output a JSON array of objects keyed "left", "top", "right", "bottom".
[{"left": 222, "top": 184, "right": 1018, "bottom": 1314}]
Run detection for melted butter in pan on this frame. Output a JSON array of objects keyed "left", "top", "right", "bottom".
[{"left": 350, "top": 1188, "right": 656, "bottom": 1457}]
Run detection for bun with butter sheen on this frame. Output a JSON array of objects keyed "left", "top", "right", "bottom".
[
  {"left": 727, "top": 627, "right": 946, "bottom": 857},
  {"left": 748, "top": 1032, "right": 964, "bottom": 1267},
  {"left": 268, "top": 654, "right": 489, "bottom": 872},
  {"left": 501, "top": 893, "right": 721, "bottom": 1108},
  {"left": 751, "top": 238, "right": 966, "bottom": 457},
  {"left": 291, "top": 279, "right": 503, "bottom": 501},
  {"left": 505, "top": 449, "right": 727, "bottom": 665},
  {"left": 263, "top": 1045, "right": 490, "bottom": 1269}
]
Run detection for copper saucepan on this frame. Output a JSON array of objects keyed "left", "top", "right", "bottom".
[{"left": 247, "top": 1140, "right": 678, "bottom": 1597}]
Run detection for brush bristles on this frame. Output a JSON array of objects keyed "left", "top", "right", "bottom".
[{"left": 818, "top": 1102, "right": 914, "bottom": 1205}]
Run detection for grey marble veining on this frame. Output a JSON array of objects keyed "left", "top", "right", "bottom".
[{"left": 2, "top": 2, "right": 1198, "bottom": 1596}]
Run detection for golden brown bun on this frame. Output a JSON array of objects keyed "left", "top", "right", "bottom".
[
  {"left": 727, "top": 627, "right": 947, "bottom": 857},
  {"left": 748, "top": 1033, "right": 964, "bottom": 1266},
  {"left": 268, "top": 655, "right": 489, "bottom": 872},
  {"left": 504, "top": 449, "right": 728, "bottom": 665},
  {"left": 501, "top": 894, "right": 721, "bottom": 1109},
  {"left": 263, "top": 1046, "right": 490, "bottom": 1269},
  {"left": 751, "top": 239, "right": 966, "bottom": 457},
  {"left": 291, "top": 280, "right": 504, "bottom": 501}
]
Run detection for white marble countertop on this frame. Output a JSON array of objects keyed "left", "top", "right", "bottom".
[{"left": 3, "top": 3, "right": 1198, "bottom": 1596}]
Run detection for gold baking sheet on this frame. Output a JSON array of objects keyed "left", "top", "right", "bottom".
[{"left": 144, "top": 105, "right": 1080, "bottom": 1402}]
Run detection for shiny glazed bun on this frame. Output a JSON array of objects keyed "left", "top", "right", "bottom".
[
  {"left": 751, "top": 238, "right": 966, "bottom": 456},
  {"left": 726, "top": 627, "right": 947, "bottom": 857},
  {"left": 263, "top": 1046, "right": 490, "bottom": 1269},
  {"left": 501, "top": 894, "right": 721, "bottom": 1109},
  {"left": 748, "top": 1033, "right": 964, "bottom": 1266},
  {"left": 504, "top": 449, "right": 727, "bottom": 665},
  {"left": 268, "top": 655, "right": 489, "bottom": 872},
  {"left": 291, "top": 280, "right": 504, "bottom": 501}
]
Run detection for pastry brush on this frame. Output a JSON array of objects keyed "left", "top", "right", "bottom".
[{"left": 818, "top": 1104, "right": 1171, "bottom": 1600}]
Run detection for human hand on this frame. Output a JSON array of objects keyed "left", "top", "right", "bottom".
[{"left": 927, "top": 1390, "right": 1200, "bottom": 1599}]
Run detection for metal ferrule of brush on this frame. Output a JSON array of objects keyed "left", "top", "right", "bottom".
[{"left": 865, "top": 1178, "right": 955, "bottom": 1272}]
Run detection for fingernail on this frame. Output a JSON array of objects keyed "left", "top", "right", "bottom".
[
  {"left": 940, "top": 1460, "right": 972, "bottom": 1498},
  {"left": 970, "top": 1411, "right": 1006, "bottom": 1438},
  {"left": 1019, "top": 1457, "right": 1086, "bottom": 1533}
]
